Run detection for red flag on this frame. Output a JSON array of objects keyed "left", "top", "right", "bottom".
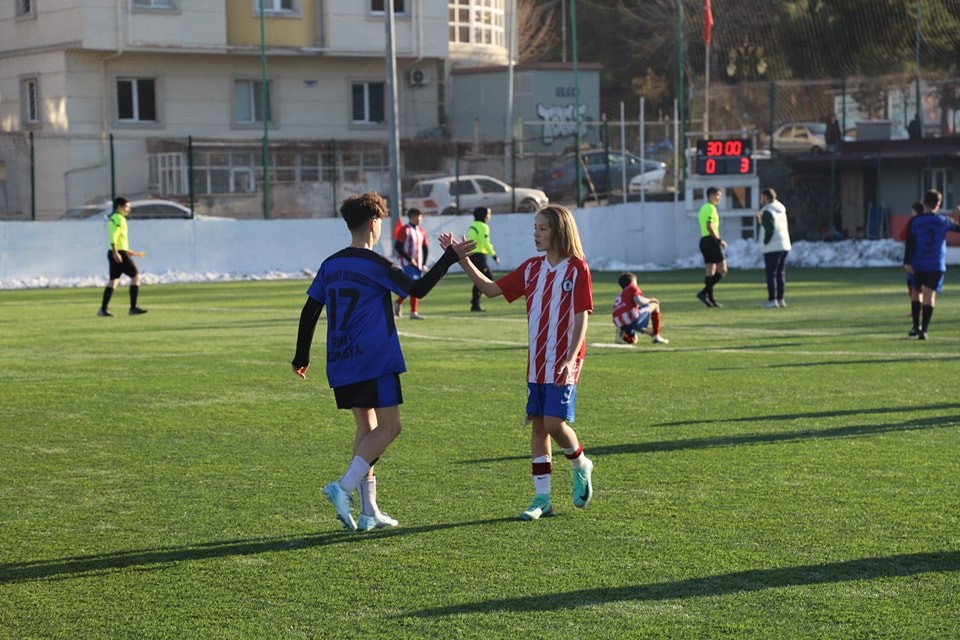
[{"left": 703, "top": 0, "right": 714, "bottom": 46}]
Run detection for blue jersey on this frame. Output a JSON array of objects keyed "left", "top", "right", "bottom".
[
  {"left": 904, "top": 213, "right": 960, "bottom": 272},
  {"left": 306, "top": 248, "right": 412, "bottom": 389}
]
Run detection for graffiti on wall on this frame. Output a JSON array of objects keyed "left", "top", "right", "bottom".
[{"left": 536, "top": 103, "right": 593, "bottom": 146}]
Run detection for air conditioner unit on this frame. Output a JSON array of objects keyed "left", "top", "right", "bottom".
[{"left": 408, "top": 69, "right": 431, "bottom": 87}]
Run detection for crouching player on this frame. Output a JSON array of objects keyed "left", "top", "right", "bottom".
[{"left": 612, "top": 272, "right": 669, "bottom": 345}]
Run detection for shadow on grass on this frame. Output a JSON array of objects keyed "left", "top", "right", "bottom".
[
  {"left": 0, "top": 517, "right": 515, "bottom": 584},
  {"left": 656, "top": 403, "right": 960, "bottom": 427},
  {"left": 712, "top": 356, "right": 960, "bottom": 370},
  {"left": 401, "top": 550, "right": 960, "bottom": 617},
  {"left": 463, "top": 409, "right": 960, "bottom": 463},
  {"left": 588, "top": 342, "right": 806, "bottom": 355}
]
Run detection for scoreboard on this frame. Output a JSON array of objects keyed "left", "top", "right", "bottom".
[{"left": 694, "top": 139, "right": 754, "bottom": 176}]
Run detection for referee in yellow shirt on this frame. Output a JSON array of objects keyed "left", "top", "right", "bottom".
[
  {"left": 696, "top": 187, "right": 727, "bottom": 307},
  {"left": 98, "top": 197, "right": 148, "bottom": 317},
  {"left": 467, "top": 207, "right": 500, "bottom": 312}
]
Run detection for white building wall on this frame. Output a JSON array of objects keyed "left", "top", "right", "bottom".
[
  {"left": 127, "top": 0, "right": 227, "bottom": 49},
  {"left": 322, "top": 0, "right": 449, "bottom": 58}
]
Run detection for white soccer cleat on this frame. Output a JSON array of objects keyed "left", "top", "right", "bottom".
[
  {"left": 651, "top": 334, "right": 669, "bottom": 344},
  {"left": 357, "top": 511, "right": 399, "bottom": 531},
  {"left": 322, "top": 481, "right": 357, "bottom": 531}
]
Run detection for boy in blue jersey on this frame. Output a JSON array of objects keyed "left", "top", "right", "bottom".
[
  {"left": 903, "top": 189, "right": 960, "bottom": 340},
  {"left": 292, "top": 192, "right": 474, "bottom": 531}
]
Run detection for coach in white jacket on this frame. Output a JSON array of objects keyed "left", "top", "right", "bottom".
[{"left": 758, "top": 188, "right": 792, "bottom": 308}]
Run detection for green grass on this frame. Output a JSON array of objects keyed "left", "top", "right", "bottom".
[{"left": 1, "top": 269, "right": 958, "bottom": 639}]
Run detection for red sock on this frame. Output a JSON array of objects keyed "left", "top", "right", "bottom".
[
  {"left": 652, "top": 311, "right": 661, "bottom": 335},
  {"left": 563, "top": 444, "right": 583, "bottom": 460}
]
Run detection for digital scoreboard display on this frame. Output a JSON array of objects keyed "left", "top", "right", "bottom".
[{"left": 695, "top": 139, "right": 754, "bottom": 176}]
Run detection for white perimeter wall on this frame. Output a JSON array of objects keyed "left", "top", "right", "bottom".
[{"left": 0, "top": 201, "right": 702, "bottom": 285}]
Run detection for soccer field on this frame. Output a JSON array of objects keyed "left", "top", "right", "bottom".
[{"left": 1, "top": 269, "right": 958, "bottom": 639}]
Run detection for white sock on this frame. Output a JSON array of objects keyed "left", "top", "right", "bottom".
[
  {"left": 532, "top": 455, "right": 551, "bottom": 495},
  {"left": 339, "top": 456, "right": 371, "bottom": 493},
  {"left": 359, "top": 476, "right": 379, "bottom": 516}
]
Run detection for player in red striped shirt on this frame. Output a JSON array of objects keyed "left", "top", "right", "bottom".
[
  {"left": 612, "top": 272, "right": 669, "bottom": 345},
  {"left": 394, "top": 208, "right": 429, "bottom": 319},
  {"left": 445, "top": 205, "right": 595, "bottom": 521}
]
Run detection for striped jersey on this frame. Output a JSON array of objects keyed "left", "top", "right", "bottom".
[
  {"left": 612, "top": 283, "right": 643, "bottom": 328},
  {"left": 397, "top": 223, "right": 427, "bottom": 269},
  {"left": 496, "top": 255, "right": 593, "bottom": 385}
]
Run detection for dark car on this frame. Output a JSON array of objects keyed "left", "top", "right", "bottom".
[{"left": 532, "top": 150, "right": 664, "bottom": 201}]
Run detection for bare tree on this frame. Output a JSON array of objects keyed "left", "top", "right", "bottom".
[{"left": 517, "top": 0, "right": 560, "bottom": 62}]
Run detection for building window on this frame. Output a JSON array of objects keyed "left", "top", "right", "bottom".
[
  {"left": 117, "top": 78, "right": 158, "bottom": 123},
  {"left": 133, "top": 0, "right": 175, "bottom": 7},
  {"left": 371, "top": 0, "right": 406, "bottom": 14},
  {"left": 449, "top": 0, "right": 504, "bottom": 47},
  {"left": 21, "top": 78, "right": 41, "bottom": 126},
  {"left": 234, "top": 79, "right": 273, "bottom": 125},
  {"left": 16, "top": 0, "right": 36, "bottom": 18},
  {"left": 351, "top": 82, "right": 385, "bottom": 125},
  {"left": 255, "top": 0, "right": 296, "bottom": 14}
]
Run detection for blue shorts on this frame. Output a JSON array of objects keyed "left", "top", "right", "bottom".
[
  {"left": 621, "top": 307, "right": 652, "bottom": 336},
  {"left": 402, "top": 264, "right": 422, "bottom": 280},
  {"left": 526, "top": 382, "right": 577, "bottom": 422}
]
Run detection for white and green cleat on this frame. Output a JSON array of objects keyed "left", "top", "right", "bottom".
[
  {"left": 519, "top": 494, "right": 554, "bottom": 521},
  {"left": 572, "top": 457, "right": 594, "bottom": 508}
]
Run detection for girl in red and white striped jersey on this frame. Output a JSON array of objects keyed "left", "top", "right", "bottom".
[{"left": 445, "top": 205, "right": 595, "bottom": 521}]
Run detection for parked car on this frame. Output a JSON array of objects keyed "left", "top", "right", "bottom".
[
  {"left": 770, "top": 122, "right": 829, "bottom": 156},
  {"left": 627, "top": 160, "right": 668, "bottom": 196},
  {"left": 60, "top": 198, "right": 194, "bottom": 220},
  {"left": 404, "top": 175, "right": 548, "bottom": 216},
  {"left": 532, "top": 150, "right": 664, "bottom": 200}
]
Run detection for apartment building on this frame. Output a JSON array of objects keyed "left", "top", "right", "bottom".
[{"left": 0, "top": 0, "right": 510, "bottom": 219}]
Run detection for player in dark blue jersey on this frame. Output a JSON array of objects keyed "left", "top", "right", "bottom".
[
  {"left": 903, "top": 189, "right": 960, "bottom": 340},
  {"left": 292, "top": 192, "right": 474, "bottom": 531}
]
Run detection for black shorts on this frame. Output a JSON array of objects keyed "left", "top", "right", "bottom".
[
  {"left": 699, "top": 236, "right": 725, "bottom": 264},
  {"left": 108, "top": 250, "right": 139, "bottom": 280},
  {"left": 913, "top": 270, "right": 945, "bottom": 293},
  {"left": 469, "top": 252, "right": 492, "bottom": 278},
  {"left": 333, "top": 373, "right": 403, "bottom": 410}
]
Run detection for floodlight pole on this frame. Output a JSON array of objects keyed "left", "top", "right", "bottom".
[
  {"left": 677, "top": 0, "right": 685, "bottom": 195},
  {"left": 259, "top": 0, "right": 270, "bottom": 219},
  {"left": 385, "top": 0, "right": 403, "bottom": 247},
  {"left": 571, "top": 0, "right": 582, "bottom": 208},
  {"left": 914, "top": 0, "right": 921, "bottom": 131}
]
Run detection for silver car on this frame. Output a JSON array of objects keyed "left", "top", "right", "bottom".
[
  {"left": 405, "top": 175, "right": 548, "bottom": 216},
  {"left": 771, "top": 122, "right": 829, "bottom": 156},
  {"left": 60, "top": 198, "right": 195, "bottom": 220}
]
